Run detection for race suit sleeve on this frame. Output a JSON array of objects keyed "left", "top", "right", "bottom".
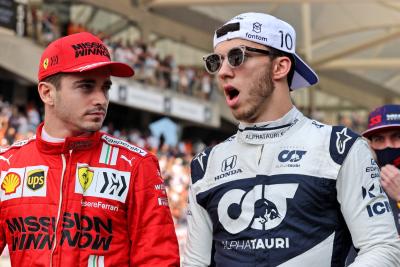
[
  {"left": 128, "top": 154, "right": 180, "bottom": 266},
  {"left": 337, "top": 139, "right": 400, "bottom": 267},
  {"left": 182, "top": 183, "right": 213, "bottom": 267}
]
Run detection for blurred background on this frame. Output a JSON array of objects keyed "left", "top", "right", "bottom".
[{"left": 1, "top": 0, "right": 400, "bottom": 265}]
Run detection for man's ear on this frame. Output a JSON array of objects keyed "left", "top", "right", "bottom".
[
  {"left": 38, "top": 82, "right": 56, "bottom": 106},
  {"left": 272, "top": 56, "right": 291, "bottom": 81}
]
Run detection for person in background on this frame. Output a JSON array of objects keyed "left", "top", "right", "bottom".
[
  {"left": 183, "top": 12, "right": 400, "bottom": 267},
  {"left": 0, "top": 32, "right": 179, "bottom": 267},
  {"left": 362, "top": 104, "right": 400, "bottom": 232}
]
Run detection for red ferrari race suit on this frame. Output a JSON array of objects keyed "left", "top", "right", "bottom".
[{"left": 0, "top": 123, "right": 179, "bottom": 267}]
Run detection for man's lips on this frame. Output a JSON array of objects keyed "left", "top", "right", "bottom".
[
  {"left": 224, "top": 85, "right": 240, "bottom": 108},
  {"left": 86, "top": 109, "right": 106, "bottom": 117}
]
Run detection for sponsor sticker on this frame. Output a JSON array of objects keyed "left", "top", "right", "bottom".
[
  {"left": 101, "top": 135, "right": 147, "bottom": 156},
  {"left": 75, "top": 163, "right": 130, "bottom": 203},
  {"left": 26, "top": 169, "right": 45, "bottom": 191},
  {"left": 88, "top": 255, "right": 105, "bottom": 267},
  {"left": 1, "top": 172, "right": 21, "bottom": 195},
  {"left": 23, "top": 166, "right": 48, "bottom": 197},
  {"left": 99, "top": 143, "right": 119, "bottom": 165},
  {"left": 78, "top": 166, "right": 94, "bottom": 192},
  {"left": 218, "top": 184, "right": 298, "bottom": 234},
  {"left": 158, "top": 197, "right": 169, "bottom": 206},
  {"left": 0, "top": 168, "right": 25, "bottom": 200},
  {"left": 22, "top": 165, "right": 49, "bottom": 197}
]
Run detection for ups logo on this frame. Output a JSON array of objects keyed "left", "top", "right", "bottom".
[{"left": 27, "top": 169, "right": 45, "bottom": 190}]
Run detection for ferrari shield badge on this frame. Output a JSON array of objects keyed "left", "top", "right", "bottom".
[{"left": 78, "top": 166, "right": 94, "bottom": 192}]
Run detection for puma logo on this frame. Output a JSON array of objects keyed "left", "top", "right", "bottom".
[
  {"left": 0, "top": 155, "right": 12, "bottom": 165},
  {"left": 121, "top": 155, "right": 134, "bottom": 166}
]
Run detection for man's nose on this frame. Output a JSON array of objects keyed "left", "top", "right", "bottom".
[
  {"left": 217, "top": 58, "right": 234, "bottom": 81},
  {"left": 384, "top": 138, "right": 396, "bottom": 148},
  {"left": 93, "top": 88, "right": 108, "bottom": 106}
]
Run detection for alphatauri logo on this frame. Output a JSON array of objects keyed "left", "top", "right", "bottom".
[{"left": 218, "top": 184, "right": 298, "bottom": 234}]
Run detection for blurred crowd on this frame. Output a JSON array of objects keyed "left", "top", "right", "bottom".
[{"left": 24, "top": 7, "right": 216, "bottom": 101}]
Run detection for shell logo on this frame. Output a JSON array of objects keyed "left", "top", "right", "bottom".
[{"left": 1, "top": 172, "right": 21, "bottom": 195}]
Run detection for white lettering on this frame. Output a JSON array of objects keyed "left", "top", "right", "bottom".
[
  {"left": 81, "top": 200, "right": 119, "bottom": 212},
  {"left": 222, "top": 237, "right": 290, "bottom": 250}
]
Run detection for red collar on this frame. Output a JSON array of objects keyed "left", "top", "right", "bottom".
[{"left": 35, "top": 123, "right": 101, "bottom": 154}]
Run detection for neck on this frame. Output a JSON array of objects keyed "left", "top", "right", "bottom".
[
  {"left": 41, "top": 127, "right": 65, "bottom": 143},
  {"left": 43, "top": 111, "right": 86, "bottom": 138},
  {"left": 251, "top": 84, "right": 293, "bottom": 123}
]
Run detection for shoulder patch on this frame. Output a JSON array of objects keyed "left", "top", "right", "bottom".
[
  {"left": 311, "top": 120, "right": 325, "bottom": 129},
  {"left": 329, "top": 126, "right": 360, "bottom": 165},
  {"left": 101, "top": 135, "right": 147, "bottom": 157},
  {"left": 223, "top": 134, "right": 236, "bottom": 143},
  {"left": 191, "top": 146, "right": 213, "bottom": 184},
  {"left": 0, "top": 136, "right": 36, "bottom": 154}
]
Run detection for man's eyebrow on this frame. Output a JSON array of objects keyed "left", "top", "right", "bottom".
[
  {"left": 72, "top": 79, "right": 112, "bottom": 87},
  {"left": 73, "top": 79, "right": 96, "bottom": 86},
  {"left": 104, "top": 80, "right": 112, "bottom": 87}
]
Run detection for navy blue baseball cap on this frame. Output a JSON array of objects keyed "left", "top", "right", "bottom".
[{"left": 362, "top": 104, "right": 400, "bottom": 138}]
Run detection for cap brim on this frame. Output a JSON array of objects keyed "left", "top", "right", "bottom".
[
  {"left": 362, "top": 124, "right": 400, "bottom": 138},
  {"left": 66, "top": 61, "right": 134, "bottom": 77},
  {"left": 290, "top": 54, "right": 318, "bottom": 90}
]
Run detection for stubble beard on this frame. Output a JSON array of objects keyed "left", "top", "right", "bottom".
[{"left": 233, "top": 67, "right": 275, "bottom": 123}]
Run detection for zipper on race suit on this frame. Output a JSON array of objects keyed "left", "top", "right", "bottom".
[
  {"left": 257, "top": 144, "right": 264, "bottom": 166},
  {"left": 49, "top": 151, "right": 69, "bottom": 267}
]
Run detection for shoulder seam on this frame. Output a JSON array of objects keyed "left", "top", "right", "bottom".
[{"left": 0, "top": 136, "right": 36, "bottom": 154}]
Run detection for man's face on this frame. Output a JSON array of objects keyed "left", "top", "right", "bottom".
[
  {"left": 50, "top": 68, "right": 111, "bottom": 136},
  {"left": 370, "top": 129, "right": 400, "bottom": 150},
  {"left": 214, "top": 39, "right": 275, "bottom": 123}
]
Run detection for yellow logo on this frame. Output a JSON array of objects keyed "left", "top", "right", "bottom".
[
  {"left": 78, "top": 166, "right": 94, "bottom": 192},
  {"left": 27, "top": 169, "right": 45, "bottom": 191},
  {"left": 43, "top": 58, "right": 49, "bottom": 69},
  {"left": 1, "top": 172, "right": 21, "bottom": 195}
]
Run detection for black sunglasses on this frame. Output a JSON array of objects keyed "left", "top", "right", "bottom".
[{"left": 203, "top": 45, "right": 272, "bottom": 74}]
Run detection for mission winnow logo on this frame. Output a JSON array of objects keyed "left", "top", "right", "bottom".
[{"left": 6, "top": 212, "right": 113, "bottom": 251}]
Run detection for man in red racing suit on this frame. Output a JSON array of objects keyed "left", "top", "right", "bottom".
[{"left": 0, "top": 32, "right": 179, "bottom": 266}]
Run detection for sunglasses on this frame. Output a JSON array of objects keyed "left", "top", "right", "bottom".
[{"left": 203, "top": 45, "right": 273, "bottom": 74}]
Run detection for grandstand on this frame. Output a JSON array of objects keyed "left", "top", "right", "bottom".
[{"left": 1, "top": 0, "right": 400, "bottom": 265}]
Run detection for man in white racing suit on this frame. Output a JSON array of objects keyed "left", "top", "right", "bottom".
[{"left": 183, "top": 12, "right": 400, "bottom": 267}]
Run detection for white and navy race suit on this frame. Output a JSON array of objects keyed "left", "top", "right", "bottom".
[{"left": 183, "top": 107, "right": 400, "bottom": 267}]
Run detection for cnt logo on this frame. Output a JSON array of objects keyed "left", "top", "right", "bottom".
[{"left": 217, "top": 184, "right": 298, "bottom": 234}]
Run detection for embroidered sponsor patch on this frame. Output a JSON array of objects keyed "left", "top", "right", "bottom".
[
  {"left": 23, "top": 166, "right": 48, "bottom": 197},
  {"left": 88, "top": 255, "right": 105, "bottom": 267},
  {"left": 2, "top": 172, "right": 21, "bottom": 195},
  {"left": 1, "top": 166, "right": 48, "bottom": 200},
  {"left": 101, "top": 135, "right": 147, "bottom": 156},
  {"left": 1, "top": 168, "right": 24, "bottom": 200},
  {"left": 158, "top": 197, "right": 169, "bottom": 206},
  {"left": 75, "top": 163, "right": 130, "bottom": 203},
  {"left": 99, "top": 143, "right": 119, "bottom": 165},
  {"left": 78, "top": 165, "right": 94, "bottom": 192}
]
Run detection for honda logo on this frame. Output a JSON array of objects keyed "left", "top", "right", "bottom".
[{"left": 221, "top": 155, "right": 237, "bottom": 172}]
